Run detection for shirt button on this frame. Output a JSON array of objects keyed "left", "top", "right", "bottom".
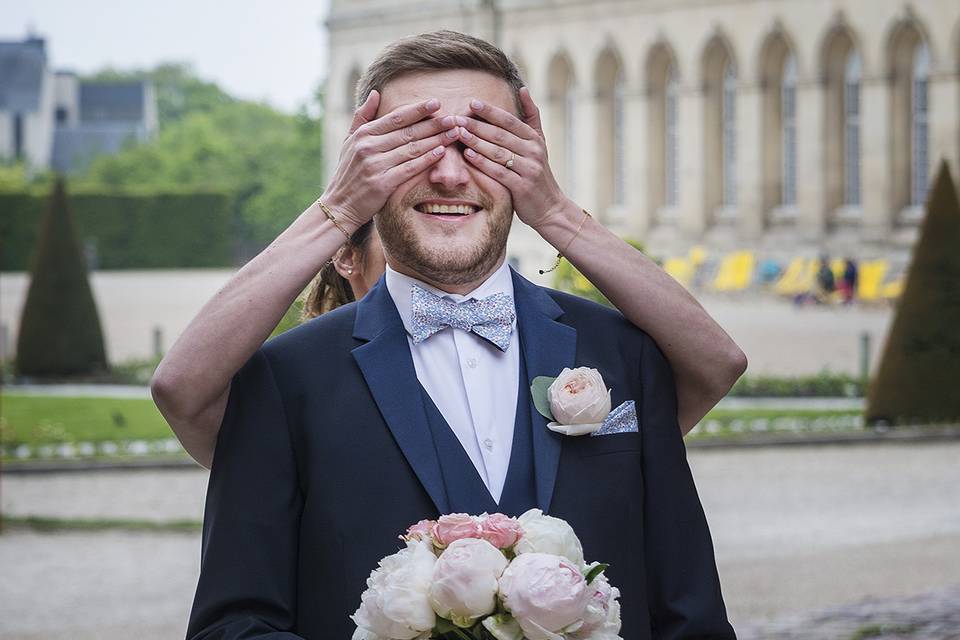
[
  {"left": 467, "top": 358, "right": 478, "bottom": 369},
  {"left": 483, "top": 438, "right": 493, "bottom": 450}
]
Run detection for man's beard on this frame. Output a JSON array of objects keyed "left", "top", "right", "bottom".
[{"left": 374, "top": 186, "right": 513, "bottom": 287}]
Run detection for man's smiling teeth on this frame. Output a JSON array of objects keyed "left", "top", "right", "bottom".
[{"left": 421, "top": 204, "right": 476, "bottom": 215}]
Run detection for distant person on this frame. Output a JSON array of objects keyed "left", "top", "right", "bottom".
[
  {"left": 815, "top": 254, "right": 836, "bottom": 304},
  {"left": 839, "top": 258, "right": 858, "bottom": 304}
]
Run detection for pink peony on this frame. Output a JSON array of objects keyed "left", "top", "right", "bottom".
[
  {"left": 403, "top": 519, "right": 437, "bottom": 542},
  {"left": 479, "top": 513, "right": 523, "bottom": 549},
  {"left": 432, "top": 513, "right": 482, "bottom": 548}
]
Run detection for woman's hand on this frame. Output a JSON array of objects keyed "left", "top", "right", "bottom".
[
  {"left": 456, "top": 87, "right": 570, "bottom": 229},
  {"left": 321, "top": 90, "right": 461, "bottom": 228}
]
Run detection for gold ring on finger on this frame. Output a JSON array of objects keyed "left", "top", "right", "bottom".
[{"left": 505, "top": 153, "right": 515, "bottom": 169}]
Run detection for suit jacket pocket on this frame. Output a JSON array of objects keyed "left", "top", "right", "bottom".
[{"left": 575, "top": 431, "right": 642, "bottom": 457}]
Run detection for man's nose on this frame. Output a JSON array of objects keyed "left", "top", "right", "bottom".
[{"left": 428, "top": 143, "right": 471, "bottom": 190}]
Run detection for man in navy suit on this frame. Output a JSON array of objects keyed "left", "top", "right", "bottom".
[{"left": 187, "top": 30, "right": 736, "bottom": 640}]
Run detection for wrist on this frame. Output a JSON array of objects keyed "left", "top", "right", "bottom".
[
  {"left": 531, "top": 197, "right": 580, "bottom": 236},
  {"left": 314, "top": 193, "right": 365, "bottom": 236}
]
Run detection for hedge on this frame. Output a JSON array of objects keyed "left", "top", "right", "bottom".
[{"left": 0, "top": 188, "right": 233, "bottom": 270}]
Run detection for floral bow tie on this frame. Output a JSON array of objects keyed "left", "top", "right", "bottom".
[{"left": 409, "top": 285, "right": 516, "bottom": 351}]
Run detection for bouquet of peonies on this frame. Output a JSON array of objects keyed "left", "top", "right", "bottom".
[{"left": 351, "top": 509, "right": 622, "bottom": 640}]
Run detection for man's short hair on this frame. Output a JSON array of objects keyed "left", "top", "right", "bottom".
[{"left": 356, "top": 30, "right": 525, "bottom": 116}]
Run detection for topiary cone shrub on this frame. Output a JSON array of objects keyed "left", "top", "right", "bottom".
[
  {"left": 866, "top": 161, "right": 960, "bottom": 425},
  {"left": 16, "top": 176, "right": 108, "bottom": 377}
]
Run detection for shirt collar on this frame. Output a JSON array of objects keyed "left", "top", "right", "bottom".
[{"left": 385, "top": 258, "right": 516, "bottom": 337}]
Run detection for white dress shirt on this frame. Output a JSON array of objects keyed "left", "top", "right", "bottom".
[{"left": 385, "top": 260, "right": 520, "bottom": 504}]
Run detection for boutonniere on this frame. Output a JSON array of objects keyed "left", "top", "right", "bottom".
[{"left": 531, "top": 367, "right": 612, "bottom": 436}]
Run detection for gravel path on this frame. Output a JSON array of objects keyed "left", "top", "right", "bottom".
[{"left": 2, "top": 441, "right": 958, "bottom": 638}]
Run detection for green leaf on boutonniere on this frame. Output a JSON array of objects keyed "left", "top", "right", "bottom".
[
  {"left": 585, "top": 562, "right": 609, "bottom": 584},
  {"left": 531, "top": 376, "right": 556, "bottom": 421}
]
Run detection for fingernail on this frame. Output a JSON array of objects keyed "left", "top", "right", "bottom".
[
  {"left": 433, "top": 146, "right": 445, "bottom": 156},
  {"left": 455, "top": 115, "right": 468, "bottom": 126},
  {"left": 465, "top": 148, "right": 477, "bottom": 158},
  {"left": 441, "top": 115, "right": 455, "bottom": 127},
  {"left": 459, "top": 127, "right": 472, "bottom": 139},
  {"left": 446, "top": 128, "right": 459, "bottom": 139},
  {"left": 470, "top": 99, "right": 484, "bottom": 111},
  {"left": 426, "top": 99, "right": 440, "bottom": 110}
]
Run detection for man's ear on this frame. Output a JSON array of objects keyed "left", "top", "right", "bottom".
[{"left": 332, "top": 246, "right": 358, "bottom": 279}]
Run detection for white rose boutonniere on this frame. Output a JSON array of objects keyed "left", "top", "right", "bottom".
[{"left": 531, "top": 367, "right": 612, "bottom": 436}]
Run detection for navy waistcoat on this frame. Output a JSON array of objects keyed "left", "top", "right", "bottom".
[{"left": 419, "top": 349, "right": 537, "bottom": 517}]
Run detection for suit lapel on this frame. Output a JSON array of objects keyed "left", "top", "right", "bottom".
[
  {"left": 511, "top": 269, "right": 577, "bottom": 513},
  {"left": 352, "top": 277, "right": 450, "bottom": 515}
]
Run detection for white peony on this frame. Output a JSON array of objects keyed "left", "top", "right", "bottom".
[
  {"left": 498, "top": 552, "right": 592, "bottom": 640},
  {"left": 351, "top": 539, "right": 437, "bottom": 640},
  {"left": 430, "top": 537, "right": 509, "bottom": 627},
  {"left": 571, "top": 570, "right": 623, "bottom": 640},
  {"left": 547, "top": 367, "right": 611, "bottom": 436},
  {"left": 515, "top": 508, "right": 585, "bottom": 570}
]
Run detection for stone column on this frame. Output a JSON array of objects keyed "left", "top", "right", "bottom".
[
  {"left": 736, "top": 84, "right": 765, "bottom": 241},
  {"left": 795, "top": 79, "right": 826, "bottom": 242},
  {"left": 860, "top": 77, "right": 892, "bottom": 242}
]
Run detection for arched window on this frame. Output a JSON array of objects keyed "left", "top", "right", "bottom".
[
  {"left": 595, "top": 50, "right": 625, "bottom": 215},
  {"left": 665, "top": 67, "right": 679, "bottom": 208},
  {"left": 722, "top": 61, "right": 738, "bottom": 207},
  {"left": 702, "top": 36, "right": 736, "bottom": 220},
  {"left": 843, "top": 50, "right": 862, "bottom": 207},
  {"left": 781, "top": 54, "right": 798, "bottom": 206},
  {"left": 910, "top": 43, "right": 930, "bottom": 206}
]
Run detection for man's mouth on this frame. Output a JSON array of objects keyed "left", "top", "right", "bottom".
[{"left": 414, "top": 201, "right": 481, "bottom": 218}]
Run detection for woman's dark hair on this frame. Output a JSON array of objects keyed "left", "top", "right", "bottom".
[{"left": 302, "top": 221, "right": 375, "bottom": 320}]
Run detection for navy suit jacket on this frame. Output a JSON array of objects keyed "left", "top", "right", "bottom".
[{"left": 187, "top": 269, "right": 735, "bottom": 639}]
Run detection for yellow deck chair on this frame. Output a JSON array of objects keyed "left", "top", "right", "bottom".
[
  {"left": 774, "top": 257, "right": 816, "bottom": 296},
  {"left": 857, "top": 260, "right": 888, "bottom": 301},
  {"left": 712, "top": 251, "right": 755, "bottom": 292}
]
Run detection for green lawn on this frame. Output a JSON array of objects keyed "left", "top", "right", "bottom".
[
  {"left": 1, "top": 394, "right": 173, "bottom": 447},
  {"left": 0, "top": 392, "right": 867, "bottom": 450}
]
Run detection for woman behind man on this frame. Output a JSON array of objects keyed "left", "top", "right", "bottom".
[{"left": 152, "top": 86, "right": 747, "bottom": 469}]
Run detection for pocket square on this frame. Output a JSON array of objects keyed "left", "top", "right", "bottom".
[{"left": 590, "top": 400, "right": 638, "bottom": 436}]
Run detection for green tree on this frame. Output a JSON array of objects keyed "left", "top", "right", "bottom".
[
  {"left": 75, "top": 84, "right": 325, "bottom": 250},
  {"left": 16, "top": 177, "right": 108, "bottom": 376},
  {"left": 866, "top": 162, "right": 960, "bottom": 424}
]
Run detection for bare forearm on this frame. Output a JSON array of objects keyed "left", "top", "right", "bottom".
[
  {"left": 151, "top": 200, "right": 355, "bottom": 461},
  {"left": 534, "top": 200, "right": 747, "bottom": 433}
]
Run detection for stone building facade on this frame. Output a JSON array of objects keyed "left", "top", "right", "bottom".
[
  {"left": 324, "top": 0, "right": 960, "bottom": 278},
  {"left": 0, "top": 35, "right": 158, "bottom": 175}
]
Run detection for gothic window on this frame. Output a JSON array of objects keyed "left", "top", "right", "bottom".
[
  {"left": 781, "top": 54, "right": 798, "bottom": 207},
  {"left": 843, "top": 50, "right": 862, "bottom": 207},
  {"left": 665, "top": 67, "right": 679, "bottom": 208},
  {"left": 722, "top": 61, "right": 738, "bottom": 207},
  {"left": 910, "top": 43, "right": 930, "bottom": 206}
]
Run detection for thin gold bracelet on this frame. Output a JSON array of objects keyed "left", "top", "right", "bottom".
[
  {"left": 315, "top": 199, "right": 353, "bottom": 241},
  {"left": 539, "top": 208, "right": 592, "bottom": 275}
]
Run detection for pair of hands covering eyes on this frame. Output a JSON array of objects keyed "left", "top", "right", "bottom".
[{"left": 321, "top": 86, "right": 571, "bottom": 233}]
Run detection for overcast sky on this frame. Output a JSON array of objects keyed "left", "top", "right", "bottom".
[{"left": 3, "top": 0, "right": 332, "bottom": 115}]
